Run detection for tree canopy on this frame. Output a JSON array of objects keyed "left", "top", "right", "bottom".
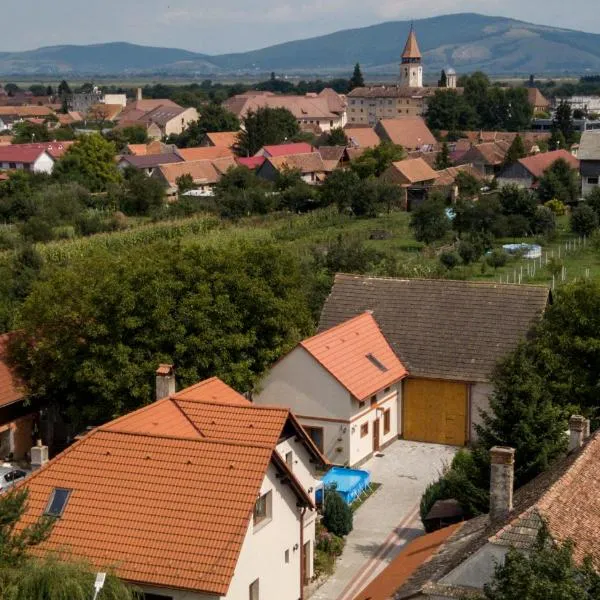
[
  {"left": 349, "top": 63, "right": 365, "bottom": 90},
  {"left": 168, "top": 103, "right": 240, "bottom": 148},
  {"left": 236, "top": 107, "right": 300, "bottom": 156}
]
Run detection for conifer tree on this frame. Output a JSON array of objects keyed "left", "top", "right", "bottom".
[
  {"left": 503, "top": 134, "right": 526, "bottom": 165},
  {"left": 323, "top": 486, "right": 353, "bottom": 537},
  {"left": 434, "top": 142, "right": 452, "bottom": 170},
  {"left": 349, "top": 63, "right": 365, "bottom": 90}
]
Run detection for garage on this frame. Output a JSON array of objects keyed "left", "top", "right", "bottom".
[{"left": 403, "top": 378, "right": 468, "bottom": 446}]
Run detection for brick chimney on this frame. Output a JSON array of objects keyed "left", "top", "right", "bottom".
[
  {"left": 490, "top": 446, "right": 515, "bottom": 522},
  {"left": 156, "top": 364, "right": 176, "bottom": 400},
  {"left": 136, "top": 87, "right": 143, "bottom": 101},
  {"left": 30, "top": 439, "right": 49, "bottom": 471},
  {"left": 568, "top": 415, "right": 586, "bottom": 452}
]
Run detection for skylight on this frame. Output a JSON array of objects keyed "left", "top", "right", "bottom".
[
  {"left": 366, "top": 353, "right": 389, "bottom": 372},
  {"left": 44, "top": 488, "right": 72, "bottom": 517}
]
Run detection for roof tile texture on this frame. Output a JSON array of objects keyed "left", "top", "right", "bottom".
[{"left": 517, "top": 149, "right": 579, "bottom": 178}]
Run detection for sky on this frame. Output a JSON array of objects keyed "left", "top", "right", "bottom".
[{"left": 3, "top": 0, "right": 598, "bottom": 54}]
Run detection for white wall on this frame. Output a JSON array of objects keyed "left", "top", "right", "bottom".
[
  {"left": 582, "top": 177, "right": 598, "bottom": 197},
  {"left": 470, "top": 383, "right": 492, "bottom": 442},
  {"left": 164, "top": 108, "right": 200, "bottom": 137},
  {"left": 103, "top": 94, "right": 127, "bottom": 108},
  {"left": 440, "top": 542, "right": 509, "bottom": 590}
]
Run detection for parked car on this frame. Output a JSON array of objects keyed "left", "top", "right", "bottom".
[{"left": 0, "top": 465, "right": 28, "bottom": 492}]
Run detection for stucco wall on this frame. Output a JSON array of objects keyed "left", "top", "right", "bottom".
[
  {"left": 440, "top": 542, "right": 509, "bottom": 590},
  {"left": 33, "top": 153, "right": 55, "bottom": 174},
  {"left": 164, "top": 108, "right": 199, "bottom": 137},
  {"left": 470, "top": 383, "right": 492, "bottom": 442}
]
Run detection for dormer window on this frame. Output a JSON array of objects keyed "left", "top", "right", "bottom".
[{"left": 44, "top": 488, "right": 72, "bottom": 517}]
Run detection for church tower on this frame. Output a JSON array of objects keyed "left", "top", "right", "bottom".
[{"left": 399, "top": 25, "right": 423, "bottom": 88}]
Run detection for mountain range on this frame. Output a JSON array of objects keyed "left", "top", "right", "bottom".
[{"left": 1, "top": 13, "right": 600, "bottom": 77}]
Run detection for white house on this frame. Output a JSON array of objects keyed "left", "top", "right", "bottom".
[
  {"left": 16, "top": 370, "right": 329, "bottom": 600},
  {"left": 255, "top": 312, "right": 408, "bottom": 467},
  {"left": 0, "top": 147, "right": 55, "bottom": 174}
]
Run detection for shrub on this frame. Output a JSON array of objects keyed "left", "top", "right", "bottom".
[
  {"left": 409, "top": 194, "right": 451, "bottom": 244},
  {"left": 457, "top": 240, "right": 479, "bottom": 265},
  {"left": 532, "top": 205, "right": 557, "bottom": 238},
  {"left": 486, "top": 249, "right": 508, "bottom": 270},
  {"left": 439, "top": 251, "right": 460, "bottom": 270},
  {"left": 322, "top": 485, "right": 353, "bottom": 537},
  {"left": 544, "top": 198, "right": 566, "bottom": 216},
  {"left": 571, "top": 204, "right": 599, "bottom": 237}
]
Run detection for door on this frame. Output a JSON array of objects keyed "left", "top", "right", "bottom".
[
  {"left": 403, "top": 378, "right": 467, "bottom": 446},
  {"left": 373, "top": 419, "right": 380, "bottom": 452}
]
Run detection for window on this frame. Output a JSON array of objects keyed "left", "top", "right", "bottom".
[
  {"left": 366, "top": 353, "right": 389, "bottom": 372},
  {"left": 304, "top": 426, "right": 324, "bottom": 453},
  {"left": 45, "top": 488, "right": 72, "bottom": 517},
  {"left": 285, "top": 549, "right": 290, "bottom": 563},
  {"left": 370, "top": 394, "right": 377, "bottom": 406},
  {"left": 253, "top": 491, "right": 272, "bottom": 526},
  {"left": 360, "top": 423, "right": 369, "bottom": 438},
  {"left": 8, "top": 163, "right": 16, "bottom": 169},
  {"left": 384, "top": 409, "right": 391, "bottom": 434},
  {"left": 588, "top": 177, "right": 599, "bottom": 185},
  {"left": 249, "top": 578, "right": 259, "bottom": 600},
  {"left": 285, "top": 451, "right": 293, "bottom": 470},
  {"left": 384, "top": 386, "right": 391, "bottom": 394},
  {"left": 358, "top": 399, "right": 366, "bottom": 409}
]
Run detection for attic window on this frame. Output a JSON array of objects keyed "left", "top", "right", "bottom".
[
  {"left": 366, "top": 353, "right": 389, "bottom": 372},
  {"left": 44, "top": 488, "right": 72, "bottom": 517}
]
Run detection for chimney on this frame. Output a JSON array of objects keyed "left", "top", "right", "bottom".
[
  {"left": 585, "top": 419, "right": 591, "bottom": 439},
  {"left": 30, "top": 439, "right": 49, "bottom": 471},
  {"left": 489, "top": 446, "right": 515, "bottom": 522},
  {"left": 568, "top": 415, "right": 586, "bottom": 452},
  {"left": 136, "top": 87, "right": 143, "bottom": 101},
  {"left": 156, "top": 364, "right": 176, "bottom": 400}
]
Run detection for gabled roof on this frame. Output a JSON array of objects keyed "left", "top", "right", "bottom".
[
  {"left": 459, "top": 141, "right": 510, "bottom": 166},
  {"left": 176, "top": 146, "right": 234, "bottom": 161},
  {"left": 236, "top": 155, "right": 266, "bottom": 169},
  {"left": 0, "top": 106, "right": 54, "bottom": 117},
  {"left": 138, "top": 105, "right": 188, "bottom": 127},
  {"left": 376, "top": 118, "right": 436, "bottom": 150},
  {"left": 434, "top": 164, "right": 483, "bottom": 186},
  {"left": 17, "top": 377, "right": 329, "bottom": 596},
  {"left": 0, "top": 146, "right": 51, "bottom": 164},
  {"left": 265, "top": 152, "right": 326, "bottom": 174},
  {"left": 319, "top": 275, "right": 550, "bottom": 382},
  {"left": 527, "top": 87, "right": 550, "bottom": 109},
  {"left": 0, "top": 334, "right": 24, "bottom": 409},
  {"left": 578, "top": 131, "right": 600, "bottom": 160},
  {"left": 119, "top": 153, "right": 183, "bottom": 169},
  {"left": 300, "top": 312, "right": 408, "bottom": 400},
  {"left": 205, "top": 131, "right": 239, "bottom": 149},
  {"left": 156, "top": 157, "right": 236, "bottom": 187},
  {"left": 344, "top": 126, "right": 381, "bottom": 149},
  {"left": 386, "top": 157, "right": 438, "bottom": 184},
  {"left": 223, "top": 94, "right": 337, "bottom": 121},
  {"left": 402, "top": 26, "right": 422, "bottom": 60},
  {"left": 516, "top": 149, "right": 579, "bottom": 178},
  {"left": 10, "top": 141, "right": 74, "bottom": 160},
  {"left": 261, "top": 142, "right": 313, "bottom": 157}
]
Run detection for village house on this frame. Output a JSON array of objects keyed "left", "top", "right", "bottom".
[
  {"left": 117, "top": 153, "right": 184, "bottom": 177},
  {"left": 455, "top": 140, "right": 511, "bottom": 177},
  {"left": 527, "top": 87, "right": 551, "bottom": 114},
  {"left": 374, "top": 117, "right": 437, "bottom": 152},
  {"left": 344, "top": 126, "right": 381, "bottom": 149},
  {"left": 357, "top": 418, "right": 599, "bottom": 600},
  {"left": 497, "top": 149, "right": 580, "bottom": 190},
  {"left": 255, "top": 313, "right": 408, "bottom": 466},
  {"left": 124, "top": 140, "right": 180, "bottom": 156},
  {"left": 0, "top": 146, "right": 55, "bottom": 174},
  {"left": 380, "top": 157, "right": 439, "bottom": 210},
  {"left": 319, "top": 276, "right": 550, "bottom": 447},
  {"left": 176, "top": 146, "right": 235, "bottom": 162},
  {"left": 256, "top": 142, "right": 313, "bottom": 158},
  {"left": 316, "top": 146, "right": 347, "bottom": 172},
  {"left": 432, "top": 164, "right": 484, "bottom": 201},
  {"left": 256, "top": 152, "right": 327, "bottom": 185},
  {"left": 203, "top": 131, "right": 240, "bottom": 149},
  {"left": 579, "top": 131, "right": 600, "bottom": 197},
  {"left": 15, "top": 370, "right": 330, "bottom": 600}
]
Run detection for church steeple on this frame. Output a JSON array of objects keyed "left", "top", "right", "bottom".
[{"left": 400, "top": 25, "right": 423, "bottom": 88}]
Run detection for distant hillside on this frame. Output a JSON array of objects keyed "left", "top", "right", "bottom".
[{"left": 1, "top": 14, "right": 600, "bottom": 76}]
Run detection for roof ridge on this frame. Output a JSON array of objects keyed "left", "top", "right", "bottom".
[
  {"left": 170, "top": 398, "right": 206, "bottom": 438},
  {"left": 176, "top": 396, "right": 289, "bottom": 412},
  {"left": 300, "top": 311, "right": 372, "bottom": 346}
]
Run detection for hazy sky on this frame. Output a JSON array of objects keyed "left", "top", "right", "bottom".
[{"left": 4, "top": 0, "right": 598, "bottom": 54}]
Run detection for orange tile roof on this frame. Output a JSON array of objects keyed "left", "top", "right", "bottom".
[
  {"left": 389, "top": 157, "right": 439, "bottom": 184},
  {"left": 16, "top": 377, "right": 329, "bottom": 596},
  {"left": 517, "top": 149, "right": 579, "bottom": 178},
  {"left": 176, "top": 146, "right": 235, "bottom": 161},
  {"left": 354, "top": 523, "right": 463, "bottom": 600},
  {"left": 156, "top": 157, "right": 236, "bottom": 187},
  {"left": 205, "top": 131, "right": 239, "bottom": 148},
  {"left": 300, "top": 312, "right": 408, "bottom": 400},
  {"left": 0, "top": 333, "right": 24, "bottom": 408},
  {"left": 377, "top": 118, "right": 436, "bottom": 150},
  {"left": 0, "top": 106, "right": 54, "bottom": 117},
  {"left": 344, "top": 126, "right": 381, "bottom": 149},
  {"left": 402, "top": 26, "right": 422, "bottom": 60},
  {"left": 434, "top": 164, "right": 483, "bottom": 186},
  {"left": 266, "top": 152, "right": 326, "bottom": 174}
]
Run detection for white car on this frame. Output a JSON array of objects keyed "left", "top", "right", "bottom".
[{"left": 0, "top": 465, "right": 28, "bottom": 492}]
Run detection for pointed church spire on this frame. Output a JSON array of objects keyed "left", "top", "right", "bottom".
[{"left": 402, "top": 24, "right": 422, "bottom": 60}]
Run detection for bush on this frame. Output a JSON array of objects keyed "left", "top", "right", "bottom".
[
  {"left": 571, "top": 204, "right": 599, "bottom": 237},
  {"left": 457, "top": 240, "right": 479, "bottom": 265},
  {"left": 439, "top": 251, "right": 460, "bottom": 270},
  {"left": 410, "top": 195, "right": 451, "bottom": 244},
  {"left": 532, "top": 205, "right": 557, "bottom": 238},
  {"left": 486, "top": 249, "right": 508, "bottom": 270},
  {"left": 544, "top": 198, "right": 566, "bottom": 216},
  {"left": 322, "top": 485, "right": 353, "bottom": 537}
]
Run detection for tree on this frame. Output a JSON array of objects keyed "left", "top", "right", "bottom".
[
  {"left": 409, "top": 194, "right": 451, "bottom": 244},
  {"left": 213, "top": 165, "right": 275, "bottom": 218},
  {"left": 537, "top": 159, "right": 580, "bottom": 204},
  {"left": 456, "top": 171, "right": 481, "bottom": 199},
  {"left": 322, "top": 486, "right": 353, "bottom": 537},
  {"left": 322, "top": 127, "right": 348, "bottom": 147},
  {"left": 349, "top": 63, "right": 365, "bottom": 90},
  {"left": 553, "top": 101, "right": 576, "bottom": 146},
  {"left": 11, "top": 121, "right": 50, "bottom": 144},
  {"left": 504, "top": 135, "right": 527, "bottom": 165},
  {"left": 319, "top": 169, "right": 361, "bottom": 211},
  {"left": 169, "top": 103, "right": 240, "bottom": 148},
  {"left": 426, "top": 89, "right": 477, "bottom": 132},
  {"left": 585, "top": 187, "right": 600, "bottom": 219},
  {"left": 439, "top": 251, "right": 460, "bottom": 270},
  {"left": 176, "top": 173, "right": 195, "bottom": 195},
  {"left": 438, "top": 69, "right": 447, "bottom": 88},
  {"left": 58, "top": 80, "right": 71, "bottom": 97},
  {"left": 434, "top": 142, "right": 452, "bottom": 170},
  {"left": 458, "top": 240, "right": 479, "bottom": 265},
  {"left": 531, "top": 205, "right": 557, "bottom": 237},
  {"left": 350, "top": 141, "right": 405, "bottom": 179},
  {"left": 486, "top": 249, "right": 508, "bottom": 270},
  {"left": 571, "top": 204, "right": 599, "bottom": 237},
  {"left": 548, "top": 129, "right": 567, "bottom": 152},
  {"left": 114, "top": 168, "right": 166, "bottom": 215},
  {"left": 53, "top": 134, "right": 121, "bottom": 192},
  {"left": 236, "top": 107, "right": 299, "bottom": 156}
]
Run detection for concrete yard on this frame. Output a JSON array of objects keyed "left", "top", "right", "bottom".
[{"left": 308, "top": 440, "right": 457, "bottom": 600}]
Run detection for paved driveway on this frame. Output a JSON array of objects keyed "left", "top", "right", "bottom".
[{"left": 308, "top": 440, "right": 457, "bottom": 600}]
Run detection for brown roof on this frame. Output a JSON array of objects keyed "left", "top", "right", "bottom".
[
  {"left": 318, "top": 88, "right": 347, "bottom": 114},
  {"left": 87, "top": 103, "right": 123, "bottom": 121},
  {"left": 300, "top": 312, "right": 408, "bottom": 401},
  {"left": 205, "top": 131, "right": 239, "bottom": 148},
  {"left": 385, "top": 158, "right": 439, "bottom": 185},
  {"left": 119, "top": 153, "right": 183, "bottom": 169},
  {"left": 345, "top": 126, "right": 381, "bottom": 149},
  {"left": 319, "top": 275, "right": 550, "bottom": 382},
  {"left": 402, "top": 26, "right": 422, "bottom": 59},
  {"left": 156, "top": 156, "right": 236, "bottom": 187},
  {"left": 376, "top": 118, "right": 436, "bottom": 150},
  {"left": 517, "top": 149, "right": 580, "bottom": 178},
  {"left": 458, "top": 140, "right": 510, "bottom": 167},
  {"left": 138, "top": 105, "right": 189, "bottom": 127},
  {"left": 347, "top": 86, "right": 438, "bottom": 99},
  {"left": 318, "top": 146, "right": 345, "bottom": 171},
  {"left": 527, "top": 87, "right": 550, "bottom": 109},
  {"left": 355, "top": 523, "right": 463, "bottom": 600},
  {"left": 16, "top": 377, "right": 328, "bottom": 596},
  {"left": 0, "top": 334, "right": 24, "bottom": 409},
  {"left": 223, "top": 94, "right": 337, "bottom": 121},
  {"left": 0, "top": 106, "right": 54, "bottom": 117},
  {"left": 121, "top": 99, "right": 181, "bottom": 115},
  {"left": 434, "top": 164, "right": 483, "bottom": 186},
  {"left": 266, "top": 152, "right": 326, "bottom": 174},
  {"left": 176, "top": 146, "right": 235, "bottom": 161}
]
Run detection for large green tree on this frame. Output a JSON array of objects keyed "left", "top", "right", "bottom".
[
  {"left": 552, "top": 101, "right": 576, "bottom": 146},
  {"left": 349, "top": 63, "right": 365, "bottom": 90},
  {"left": 236, "top": 107, "right": 300, "bottom": 156},
  {"left": 537, "top": 158, "right": 580, "bottom": 204},
  {"left": 409, "top": 193, "right": 451, "bottom": 244},
  {"left": 503, "top": 135, "right": 527, "bottom": 165},
  {"left": 169, "top": 103, "right": 240, "bottom": 148},
  {"left": 350, "top": 141, "right": 404, "bottom": 179},
  {"left": 425, "top": 89, "right": 477, "bottom": 132}
]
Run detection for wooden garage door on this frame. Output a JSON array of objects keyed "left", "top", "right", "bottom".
[{"left": 403, "top": 378, "right": 467, "bottom": 446}]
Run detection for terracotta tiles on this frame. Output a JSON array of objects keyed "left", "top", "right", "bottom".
[
  {"left": 517, "top": 149, "right": 579, "bottom": 178},
  {"left": 173, "top": 376, "right": 250, "bottom": 405}
]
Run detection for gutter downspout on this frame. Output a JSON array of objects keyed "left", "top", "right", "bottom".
[{"left": 299, "top": 507, "right": 307, "bottom": 600}]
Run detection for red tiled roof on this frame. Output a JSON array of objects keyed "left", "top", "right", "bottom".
[
  {"left": 517, "top": 149, "right": 580, "bottom": 178},
  {"left": 0, "top": 146, "right": 49, "bottom": 164},
  {"left": 16, "top": 376, "right": 328, "bottom": 596},
  {"left": 266, "top": 152, "right": 326, "bottom": 175},
  {"left": 344, "top": 127, "right": 381, "bottom": 149},
  {"left": 386, "top": 157, "right": 439, "bottom": 184},
  {"left": 10, "top": 141, "right": 74, "bottom": 160},
  {"left": 176, "top": 146, "right": 234, "bottom": 161},
  {"left": 0, "top": 334, "right": 24, "bottom": 409},
  {"left": 236, "top": 156, "right": 265, "bottom": 169},
  {"left": 300, "top": 312, "right": 408, "bottom": 400},
  {"left": 261, "top": 142, "right": 313, "bottom": 157}
]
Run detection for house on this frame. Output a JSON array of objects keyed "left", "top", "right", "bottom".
[
  {"left": 374, "top": 117, "right": 437, "bottom": 152},
  {"left": 153, "top": 156, "right": 237, "bottom": 196},
  {"left": 257, "top": 152, "right": 327, "bottom": 185},
  {"left": 0, "top": 146, "right": 54, "bottom": 174},
  {"left": 10, "top": 142, "right": 74, "bottom": 160},
  {"left": 87, "top": 103, "right": 123, "bottom": 122},
  {"left": 223, "top": 90, "right": 346, "bottom": 133},
  {"left": 176, "top": 146, "right": 235, "bottom": 162},
  {"left": 0, "top": 105, "right": 55, "bottom": 119},
  {"left": 371, "top": 419, "right": 600, "bottom": 599},
  {"left": 316, "top": 145, "right": 346, "bottom": 172},
  {"left": 125, "top": 140, "right": 179, "bottom": 156},
  {"left": 0, "top": 334, "right": 38, "bottom": 461},
  {"left": 319, "top": 276, "right": 550, "bottom": 446},
  {"left": 497, "top": 149, "right": 580, "bottom": 190},
  {"left": 117, "top": 153, "right": 184, "bottom": 177},
  {"left": 433, "top": 164, "right": 484, "bottom": 201},
  {"left": 380, "top": 158, "right": 439, "bottom": 210},
  {"left": 527, "top": 87, "right": 551, "bottom": 113},
  {"left": 237, "top": 156, "right": 266, "bottom": 170},
  {"left": 455, "top": 140, "right": 511, "bottom": 177},
  {"left": 204, "top": 131, "right": 240, "bottom": 149},
  {"left": 256, "top": 142, "right": 314, "bottom": 158},
  {"left": 344, "top": 126, "right": 381, "bottom": 149},
  {"left": 579, "top": 131, "right": 600, "bottom": 197},
  {"left": 255, "top": 312, "right": 408, "bottom": 466},
  {"left": 15, "top": 369, "right": 330, "bottom": 600}
]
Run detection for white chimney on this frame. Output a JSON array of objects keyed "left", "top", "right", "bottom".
[
  {"left": 30, "top": 439, "right": 49, "bottom": 471},
  {"left": 136, "top": 87, "right": 143, "bottom": 101},
  {"left": 156, "top": 364, "right": 176, "bottom": 400},
  {"left": 569, "top": 415, "right": 586, "bottom": 452},
  {"left": 489, "top": 446, "right": 515, "bottom": 522}
]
